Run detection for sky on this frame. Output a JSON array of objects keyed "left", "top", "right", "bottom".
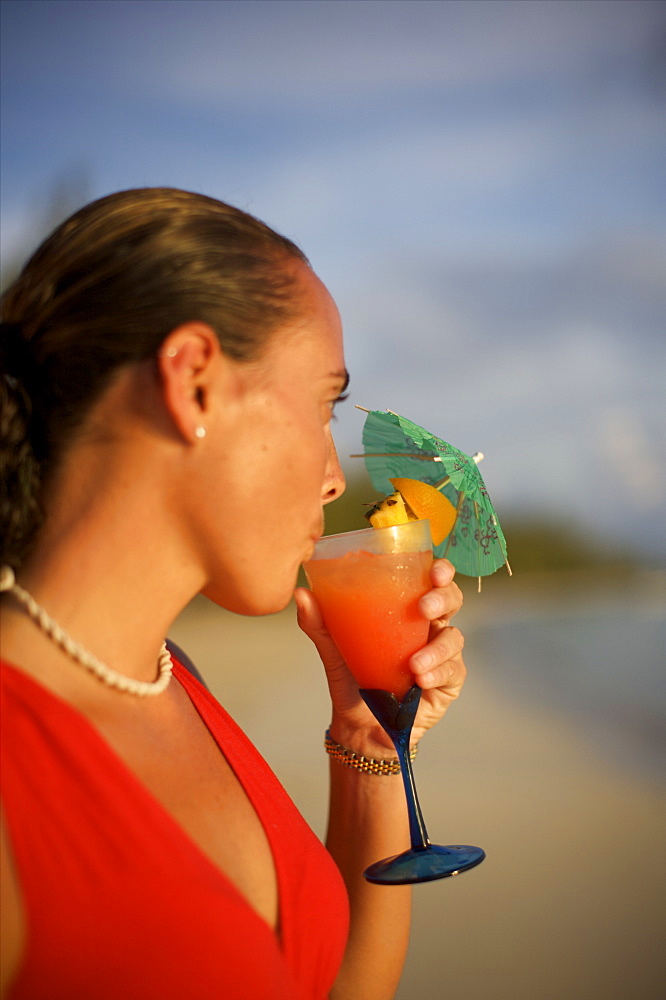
[{"left": 1, "top": 0, "right": 665, "bottom": 558}]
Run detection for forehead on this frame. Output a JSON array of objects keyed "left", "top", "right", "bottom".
[{"left": 260, "top": 265, "right": 345, "bottom": 374}]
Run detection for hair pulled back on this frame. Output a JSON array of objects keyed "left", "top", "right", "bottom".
[{"left": 1, "top": 187, "right": 308, "bottom": 569}]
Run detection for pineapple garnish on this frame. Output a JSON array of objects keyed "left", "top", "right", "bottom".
[
  {"left": 364, "top": 490, "right": 414, "bottom": 530},
  {"left": 365, "top": 478, "right": 457, "bottom": 546}
]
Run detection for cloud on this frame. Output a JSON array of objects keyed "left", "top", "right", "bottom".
[
  {"left": 4, "top": 0, "right": 663, "bottom": 108},
  {"left": 597, "top": 405, "right": 666, "bottom": 512},
  {"left": 105, "top": 0, "right": 666, "bottom": 107},
  {"left": 2, "top": 0, "right": 664, "bottom": 556},
  {"left": 328, "top": 230, "right": 666, "bottom": 554}
]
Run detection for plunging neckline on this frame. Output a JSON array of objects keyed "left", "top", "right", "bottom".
[{"left": 1, "top": 658, "right": 284, "bottom": 943}]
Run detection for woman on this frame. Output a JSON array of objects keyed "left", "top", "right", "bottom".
[{"left": 0, "top": 189, "right": 468, "bottom": 1000}]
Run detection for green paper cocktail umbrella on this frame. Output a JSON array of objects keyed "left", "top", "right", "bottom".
[{"left": 356, "top": 408, "right": 511, "bottom": 585}]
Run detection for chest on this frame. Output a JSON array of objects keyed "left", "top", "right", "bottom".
[{"left": 90, "top": 686, "right": 280, "bottom": 933}]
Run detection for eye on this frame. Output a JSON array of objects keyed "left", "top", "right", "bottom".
[{"left": 330, "top": 392, "right": 348, "bottom": 419}]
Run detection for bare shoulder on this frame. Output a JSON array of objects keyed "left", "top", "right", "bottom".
[{"left": 0, "top": 813, "right": 25, "bottom": 996}]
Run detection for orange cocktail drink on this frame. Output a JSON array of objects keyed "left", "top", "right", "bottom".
[{"left": 304, "top": 521, "right": 433, "bottom": 698}]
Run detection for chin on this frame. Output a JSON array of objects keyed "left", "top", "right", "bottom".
[{"left": 201, "top": 574, "right": 297, "bottom": 618}]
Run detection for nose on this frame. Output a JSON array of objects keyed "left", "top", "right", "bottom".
[{"left": 322, "top": 430, "right": 346, "bottom": 505}]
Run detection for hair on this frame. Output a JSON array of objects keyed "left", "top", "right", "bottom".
[{"left": 0, "top": 187, "right": 309, "bottom": 570}]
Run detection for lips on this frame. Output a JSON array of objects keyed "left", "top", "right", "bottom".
[
  {"left": 304, "top": 540, "right": 318, "bottom": 562},
  {"left": 304, "top": 529, "right": 323, "bottom": 563}
]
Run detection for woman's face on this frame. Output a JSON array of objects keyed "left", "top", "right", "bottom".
[{"left": 199, "top": 264, "right": 348, "bottom": 615}]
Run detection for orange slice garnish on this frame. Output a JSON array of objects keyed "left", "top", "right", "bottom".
[{"left": 389, "top": 478, "right": 457, "bottom": 546}]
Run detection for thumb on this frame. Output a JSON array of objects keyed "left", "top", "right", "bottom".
[{"left": 294, "top": 587, "right": 346, "bottom": 671}]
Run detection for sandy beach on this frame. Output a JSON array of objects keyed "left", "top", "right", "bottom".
[{"left": 169, "top": 580, "right": 665, "bottom": 1000}]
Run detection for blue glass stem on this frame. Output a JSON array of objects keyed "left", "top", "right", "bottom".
[
  {"left": 392, "top": 727, "right": 430, "bottom": 850},
  {"left": 359, "top": 686, "right": 429, "bottom": 851}
]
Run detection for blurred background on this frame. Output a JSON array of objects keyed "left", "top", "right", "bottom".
[{"left": 2, "top": 1, "right": 664, "bottom": 997}]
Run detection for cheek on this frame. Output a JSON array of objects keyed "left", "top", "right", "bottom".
[
  {"left": 224, "top": 403, "right": 330, "bottom": 543},
  {"left": 269, "top": 414, "right": 330, "bottom": 498}
]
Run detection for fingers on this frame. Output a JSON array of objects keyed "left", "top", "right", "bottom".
[
  {"left": 430, "top": 558, "right": 455, "bottom": 587},
  {"left": 409, "top": 625, "right": 466, "bottom": 690},
  {"left": 294, "top": 586, "right": 323, "bottom": 633},
  {"left": 414, "top": 560, "right": 465, "bottom": 690},
  {"left": 294, "top": 587, "right": 332, "bottom": 649},
  {"left": 418, "top": 559, "right": 463, "bottom": 622}
]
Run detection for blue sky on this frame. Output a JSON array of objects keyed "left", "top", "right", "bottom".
[{"left": 2, "top": 0, "right": 665, "bottom": 557}]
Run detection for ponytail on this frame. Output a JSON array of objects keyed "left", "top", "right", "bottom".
[{"left": 1, "top": 323, "right": 43, "bottom": 567}]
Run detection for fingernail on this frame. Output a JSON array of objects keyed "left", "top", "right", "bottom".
[
  {"left": 412, "top": 651, "right": 434, "bottom": 672},
  {"left": 432, "top": 563, "right": 454, "bottom": 587},
  {"left": 420, "top": 594, "right": 440, "bottom": 617}
]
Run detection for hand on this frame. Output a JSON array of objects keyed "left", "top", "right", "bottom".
[
  {"left": 408, "top": 559, "right": 466, "bottom": 743},
  {"left": 294, "top": 558, "right": 467, "bottom": 753}
]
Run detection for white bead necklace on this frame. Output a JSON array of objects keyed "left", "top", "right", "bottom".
[{"left": 0, "top": 566, "right": 173, "bottom": 696}]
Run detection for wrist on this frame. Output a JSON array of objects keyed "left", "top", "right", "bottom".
[
  {"left": 328, "top": 714, "right": 395, "bottom": 757},
  {"left": 328, "top": 712, "right": 419, "bottom": 758},
  {"left": 325, "top": 728, "right": 418, "bottom": 776}
]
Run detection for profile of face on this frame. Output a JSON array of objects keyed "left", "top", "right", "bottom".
[{"left": 194, "top": 263, "right": 348, "bottom": 616}]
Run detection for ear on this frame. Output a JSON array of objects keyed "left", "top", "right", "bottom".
[{"left": 157, "top": 323, "right": 220, "bottom": 444}]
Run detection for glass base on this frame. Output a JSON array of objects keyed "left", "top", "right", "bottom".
[{"left": 363, "top": 844, "right": 485, "bottom": 885}]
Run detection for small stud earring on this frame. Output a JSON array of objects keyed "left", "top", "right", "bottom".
[{"left": 194, "top": 426, "right": 207, "bottom": 439}]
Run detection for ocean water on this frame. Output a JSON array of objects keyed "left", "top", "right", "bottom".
[{"left": 466, "top": 579, "right": 666, "bottom": 781}]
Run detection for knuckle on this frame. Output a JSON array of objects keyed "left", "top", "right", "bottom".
[
  {"left": 450, "top": 582, "right": 463, "bottom": 612},
  {"left": 445, "top": 625, "right": 464, "bottom": 650}
]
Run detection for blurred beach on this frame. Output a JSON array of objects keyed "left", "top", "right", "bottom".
[
  {"left": 2, "top": 2, "right": 664, "bottom": 995},
  {"left": 170, "top": 570, "right": 666, "bottom": 1000}
]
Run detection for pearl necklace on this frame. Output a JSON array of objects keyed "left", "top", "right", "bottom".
[{"left": 0, "top": 566, "right": 173, "bottom": 696}]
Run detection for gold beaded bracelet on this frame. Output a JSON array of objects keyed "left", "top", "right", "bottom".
[{"left": 324, "top": 729, "right": 418, "bottom": 776}]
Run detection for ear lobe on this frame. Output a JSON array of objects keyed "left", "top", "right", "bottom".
[{"left": 157, "top": 323, "right": 218, "bottom": 444}]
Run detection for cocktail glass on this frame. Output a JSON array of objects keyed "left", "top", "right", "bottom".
[{"left": 303, "top": 519, "right": 485, "bottom": 884}]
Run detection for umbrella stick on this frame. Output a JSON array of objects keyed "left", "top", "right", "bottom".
[
  {"left": 433, "top": 452, "right": 484, "bottom": 490},
  {"left": 352, "top": 407, "right": 485, "bottom": 485},
  {"left": 349, "top": 453, "right": 485, "bottom": 487},
  {"left": 349, "top": 453, "right": 443, "bottom": 461}
]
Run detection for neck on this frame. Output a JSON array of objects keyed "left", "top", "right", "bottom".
[{"left": 11, "top": 437, "right": 205, "bottom": 689}]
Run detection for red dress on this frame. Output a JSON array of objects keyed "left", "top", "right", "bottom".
[{"left": 0, "top": 657, "right": 349, "bottom": 999}]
